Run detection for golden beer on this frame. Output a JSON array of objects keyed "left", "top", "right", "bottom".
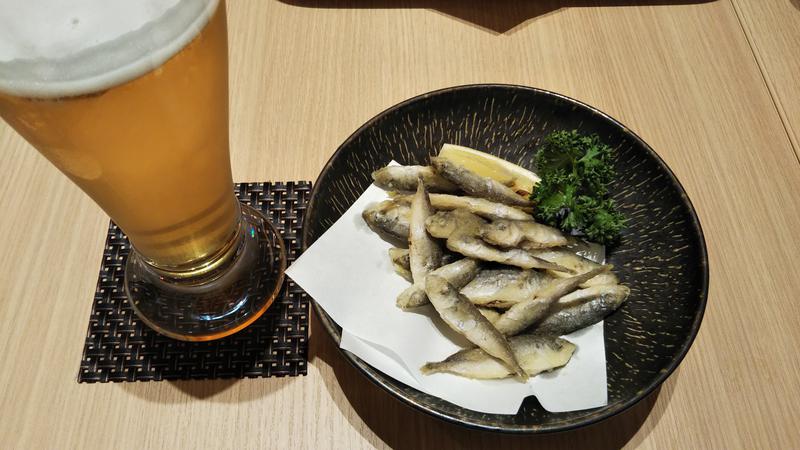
[
  {"left": 0, "top": 0, "right": 286, "bottom": 340},
  {"left": 0, "top": 3, "right": 237, "bottom": 271}
]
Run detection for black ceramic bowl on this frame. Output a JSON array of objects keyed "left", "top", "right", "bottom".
[{"left": 302, "top": 84, "right": 708, "bottom": 433}]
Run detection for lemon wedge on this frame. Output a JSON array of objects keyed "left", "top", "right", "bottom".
[{"left": 437, "top": 143, "right": 540, "bottom": 196}]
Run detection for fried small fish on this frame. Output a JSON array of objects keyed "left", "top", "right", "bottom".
[
  {"left": 431, "top": 157, "right": 533, "bottom": 207},
  {"left": 524, "top": 248, "right": 619, "bottom": 287},
  {"left": 447, "top": 234, "right": 572, "bottom": 272},
  {"left": 460, "top": 269, "right": 553, "bottom": 309},
  {"left": 494, "top": 265, "right": 612, "bottom": 336},
  {"left": 562, "top": 237, "right": 606, "bottom": 264},
  {"left": 534, "top": 284, "right": 630, "bottom": 336},
  {"left": 424, "top": 209, "right": 571, "bottom": 272},
  {"left": 431, "top": 258, "right": 481, "bottom": 289},
  {"left": 395, "top": 193, "right": 533, "bottom": 220},
  {"left": 480, "top": 219, "right": 568, "bottom": 249},
  {"left": 397, "top": 258, "right": 480, "bottom": 309},
  {"left": 388, "top": 248, "right": 412, "bottom": 282},
  {"left": 362, "top": 199, "right": 410, "bottom": 247},
  {"left": 391, "top": 247, "right": 459, "bottom": 277},
  {"left": 425, "top": 209, "right": 486, "bottom": 240},
  {"left": 425, "top": 274, "right": 526, "bottom": 380},
  {"left": 372, "top": 165, "right": 459, "bottom": 193},
  {"left": 396, "top": 181, "right": 443, "bottom": 308},
  {"left": 420, "top": 335, "right": 575, "bottom": 380},
  {"left": 477, "top": 306, "right": 502, "bottom": 325}
]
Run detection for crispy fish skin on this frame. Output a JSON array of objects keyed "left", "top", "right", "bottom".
[
  {"left": 420, "top": 335, "right": 576, "bottom": 380},
  {"left": 388, "top": 248, "right": 412, "bottom": 282},
  {"left": 372, "top": 165, "right": 459, "bottom": 193},
  {"left": 396, "top": 193, "right": 533, "bottom": 220},
  {"left": 396, "top": 182, "right": 443, "bottom": 308},
  {"left": 525, "top": 248, "right": 619, "bottom": 287},
  {"left": 461, "top": 269, "right": 553, "bottom": 309},
  {"left": 425, "top": 274, "right": 526, "bottom": 380},
  {"left": 534, "top": 284, "right": 630, "bottom": 336},
  {"left": 362, "top": 199, "right": 411, "bottom": 246},
  {"left": 494, "top": 265, "right": 611, "bottom": 336},
  {"left": 480, "top": 219, "right": 568, "bottom": 249},
  {"left": 447, "top": 234, "right": 572, "bottom": 272},
  {"left": 431, "top": 258, "right": 481, "bottom": 289},
  {"left": 424, "top": 209, "right": 571, "bottom": 272},
  {"left": 431, "top": 157, "right": 533, "bottom": 207},
  {"left": 562, "top": 237, "right": 606, "bottom": 264},
  {"left": 397, "top": 258, "right": 480, "bottom": 309},
  {"left": 392, "top": 247, "right": 459, "bottom": 272},
  {"left": 425, "top": 209, "right": 486, "bottom": 240},
  {"left": 460, "top": 269, "right": 526, "bottom": 305}
]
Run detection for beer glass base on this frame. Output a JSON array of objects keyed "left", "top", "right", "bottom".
[{"left": 124, "top": 203, "right": 287, "bottom": 341}]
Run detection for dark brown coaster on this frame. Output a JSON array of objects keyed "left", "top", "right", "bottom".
[{"left": 78, "top": 181, "right": 311, "bottom": 382}]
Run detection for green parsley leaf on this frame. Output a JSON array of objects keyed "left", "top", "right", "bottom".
[{"left": 531, "top": 130, "right": 625, "bottom": 245}]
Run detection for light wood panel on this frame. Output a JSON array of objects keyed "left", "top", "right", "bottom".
[
  {"left": 1, "top": 1, "right": 799, "bottom": 448},
  {"left": 731, "top": 0, "right": 800, "bottom": 156}
]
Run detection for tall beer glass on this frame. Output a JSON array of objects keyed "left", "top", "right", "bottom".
[{"left": 0, "top": 0, "right": 286, "bottom": 341}]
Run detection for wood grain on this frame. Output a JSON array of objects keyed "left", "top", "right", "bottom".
[
  {"left": 730, "top": 0, "right": 800, "bottom": 157},
  {"left": 1, "top": 0, "right": 799, "bottom": 448}
]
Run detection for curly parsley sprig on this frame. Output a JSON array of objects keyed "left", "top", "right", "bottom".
[{"left": 531, "top": 130, "right": 625, "bottom": 245}]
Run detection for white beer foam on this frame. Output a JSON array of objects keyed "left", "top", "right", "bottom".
[{"left": 0, "top": 0, "right": 219, "bottom": 98}]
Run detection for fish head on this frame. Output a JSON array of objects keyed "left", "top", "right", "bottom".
[
  {"left": 363, "top": 200, "right": 407, "bottom": 226},
  {"left": 449, "top": 209, "right": 487, "bottom": 235},
  {"left": 371, "top": 167, "right": 398, "bottom": 190},
  {"left": 361, "top": 205, "right": 380, "bottom": 225},
  {"left": 383, "top": 202, "right": 410, "bottom": 221},
  {"left": 605, "top": 284, "right": 631, "bottom": 307},
  {"left": 425, "top": 211, "right": 459, "bottom": 238},
  {"left": 480, "top": 219, "right": 522, "bottom": 246},
  {"left": 425, "top": 274, "right": 456, "bottom": 299},
  {"left": 430, "top": 156, "right": 448, "bottom": 172}
]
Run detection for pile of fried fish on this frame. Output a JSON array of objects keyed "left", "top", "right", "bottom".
[{"left": 362, "top": 156, "right": 630, "bottom": 381}]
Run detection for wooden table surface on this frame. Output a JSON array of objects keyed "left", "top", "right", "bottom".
[{"left": 2, "top": 1, "right": 799, "bottom": 448}]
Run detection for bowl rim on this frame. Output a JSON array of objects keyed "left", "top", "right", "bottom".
[{"left": 301, "top": 83, "right": 709, "bottom": 433}]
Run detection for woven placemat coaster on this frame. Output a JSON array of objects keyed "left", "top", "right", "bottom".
[{"left": 78, "top": 181, "right": 311, "bottom": 382}]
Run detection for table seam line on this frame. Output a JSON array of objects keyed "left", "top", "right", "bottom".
[
  {"left": 727, "top": 0, "right": 800, "bottom": 167},
  {"left": 730, "top": 0, "right": 800, "bottom": 164}
]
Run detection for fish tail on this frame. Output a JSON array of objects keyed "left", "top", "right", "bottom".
[
  {"left": 396, "top": 286, "right": 428, "bottom": 309},
  {"left": 513, "top": 366, "right": 529, "bottom": 382},
  {"left": 502, "top": 350, "right": 529, "bottom": 381},
  {"left": 535, "top": 257, "right": 575, "bottom": 273},
  {"left": 420, "top": 362, "right": 442, "bottom": 375}
]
